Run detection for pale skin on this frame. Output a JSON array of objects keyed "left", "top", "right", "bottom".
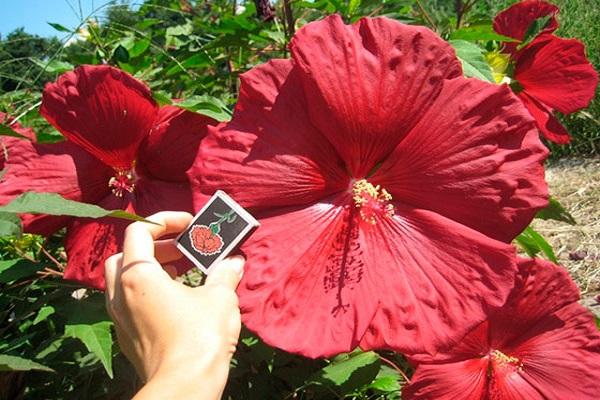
[{"left": 104, "top": 211, "right": 244, "bottom": 400}]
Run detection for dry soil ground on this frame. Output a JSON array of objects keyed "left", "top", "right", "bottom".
[{"left": 530, "top": 157, "right": 600, "bottom": 316}]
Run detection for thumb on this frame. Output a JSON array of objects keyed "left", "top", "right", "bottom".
[{"left": 204, "top": 255, "right": 245, "bottom": 290}]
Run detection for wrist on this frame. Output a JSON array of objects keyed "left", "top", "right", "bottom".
[{"left": 134, "top": 351, "right": 231, "bottom": 400}]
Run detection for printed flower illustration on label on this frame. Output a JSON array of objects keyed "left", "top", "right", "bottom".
[{"left": 189, "top": 210, "right": 237, "bottom": 256}]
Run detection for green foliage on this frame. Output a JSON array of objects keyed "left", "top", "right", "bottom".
[
  {"left": 536, "top": 196, "right": 577, "bottom": 225},
  {"left": 0, "top": 192, "right": 157, "bottom": 224},
  {"left": 515, "top": 227, "right": 558, "bottom": 263},
  {"left": 0, "top": 354, "right": 53, "bottom": 372},
  {"left": 449, "top": 39, "right": 494, "bottom": 82}
]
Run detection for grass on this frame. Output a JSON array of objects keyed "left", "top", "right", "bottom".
[{"left": 531, "top": 156, "right": 600, "bottom": 296}]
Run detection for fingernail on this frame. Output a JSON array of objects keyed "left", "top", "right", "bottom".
[{"left": 227, "top": 255, "right": 245, "bottom": 276}]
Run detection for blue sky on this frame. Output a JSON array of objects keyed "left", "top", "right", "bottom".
[{"left": 0, "top": 0, "right": 116, "bottom": 38}]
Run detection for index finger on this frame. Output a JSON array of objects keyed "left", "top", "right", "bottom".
[{"left": 122, "top": 211, "right": 192, "bottom": 268}]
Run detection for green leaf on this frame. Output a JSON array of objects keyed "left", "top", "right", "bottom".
[
  {"left": 595, "top": 316, "right": 600, "bottom": 330},
  {"left": 47, "top": 22, "right": 71, "bottom": 33},
  {"left": 0, "top": 123, "right": 31, "bottom": 139},
  {"left": 348, "top": 0, "right": 361, "bottom": 16},
  {"left": 0, "top": 354, "right": 54, "bottom": 372},
  {"left": 536, "top": 196, "right": 576, "bottom": 225},
  {"left": 368, "top": 364, "right": 403, "bottom": 392},
  {"left": 153, "top": 91, "right": 173, "bottom": 107},
  {"left": 119, "top": 37, "right": 150, "bottom": 58},
  {"left": 174, "top": 95, "right": 232, "bottom": 122},
  {"left": 112, "top": 45, "right": 130, "bottom": 63},
  {"left": 520, "top": 15, "right": 552, "bottom": 49},
  {"left": 0, "top": 192, "right": 158, "bottom": 224},
  {"left": 209, "top": 223, "right": 221, "bottom": 235},
  {"left": 0, "top": 211, "right": 22, "bottom": 237},
  {"left": 449, "top": 40, "right": 495, "bottom": 82},
  {"left": 31, "top": 59, "right": 74, "bottom": 74},
  {"left": 60, "top": 295, "right": 114, "bottom": 378},
  {"left": 515, "top": 226, "right": 557, "bottom": 263},
  {"left": 0, "top": 259, "right": 42, "bottom": 283},
  {"left": 450, "top": 24, "right": 518, "bottom": 42},
  {"left": 310, "top": 350, "right": 380, "bottom": 387},
  {"left": 33, "top": 305, "right": 56, "bottom": 325},
  {"left": 370, "top": 375, "right": 401, "bottom": 392}
]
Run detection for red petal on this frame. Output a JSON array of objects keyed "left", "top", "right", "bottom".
[
  {"left": 518, "top": 92, "right": 571, "bottom": 144},
  {"left": 134, "top": 178, "right": 194, "bottom": 215},
  {"left": 491, "top": 259, "right": 600, "bottom": 398},
  {"left": 371, "top": 78, "right": 548, "bottom": 243},
  {"left": 488, "top": 369, "right": 545, "bottom": 399},
  {"left": 191, "top": 59, "right": 348, "bottom": 211},
  {"left": 290, "top": 15, "right": 461, "bottom": 177},
  {"left": 133, "top": 178, "right": 196, "bottom": 275},
  {"left": 40, "top": 65, "right": 158, "bottom": 169},
  {"left": 516, "top": 35, "right": 598, "bottom": 114},
  {"left": 0, "top": 112, "right": 37, "bottom": 141},
  {"left": 403, "top": 359, "right": 488, "bottom": 400},
  {"left": 513, "top": 303, "right": 600, "bottom": 399},
  {"left": 358, "top": 207, "right": 517, "bottom": 355},
  {"left": 491, "top": 258, "right": 580, "bottom": 347},
  {"left": 137, "top": 105, "right": 216, "bottom": 183},
  {"left": 0, "top": 138, "right": 112, "bottom": 235},
  {"left": 63, "top": 195, "right": 131, "bottom": 290},
  {"left": 238, "top": 195, "right": 380, "bottom": 358},
  {"left": 493, "top": 0, "right": 559, "bottom": 42}
]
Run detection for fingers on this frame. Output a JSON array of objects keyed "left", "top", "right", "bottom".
[
  {"left": 163, "top": 264, "right": 177, "bottom": 279},
  {"left": 122, "top": 211, "right": 192, "bottom": 268},
  {"left": 154, "top": 239, "right": 184, "bottom": 264},
  {"left": 204, "top": 255, "right": 245, "bottom": 290},
  {"left": 105, "top": 253, "right": 123, "bottom": 304}
]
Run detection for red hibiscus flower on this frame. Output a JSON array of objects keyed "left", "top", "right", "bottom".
[
  {"left": 190, "top": 225, "right": 224, "bottom": 255},
  {"left": 492, "top": 0, "right": 598, "bottom": 144},
  {"left": 0, "top": 65, "right": 216, "bottom": 289},
  {"left": 1, "top": 111, "right": 36, "bottom": 170},
  {"left": 190, "top": 15, "right": 549, "bottom": 358},
  {"left": 403, "top": 258, "right": 600, "bottom": 399}
]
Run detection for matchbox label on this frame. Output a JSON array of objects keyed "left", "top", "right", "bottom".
[{"left": 176, "top": 191, "right": 259, "bottom": 273}]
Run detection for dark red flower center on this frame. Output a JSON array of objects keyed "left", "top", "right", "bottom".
[
  {"left": 352, "top": 179, "right": 395, "bottom": 225},
  {"left": 109, "top": 168, "right": 136, "bottom": 197}
]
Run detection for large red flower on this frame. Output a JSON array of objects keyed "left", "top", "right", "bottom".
[
  {"left": 190, "top": 15, "right": 549, "bottom": 358},
  {"left": 0, "top": 65, "right": 216, "bottom": 289},
  {"left": 404, "top": 258, "right": 600, "bottom": 399},
  {"left": 493, "top": 1, "right": 598, "bottom": 144}
]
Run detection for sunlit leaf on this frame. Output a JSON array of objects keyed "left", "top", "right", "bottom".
[
  {"left": 536, "top": 196, "right": 576, "bottom": 225},
  {"left": 450, "top": 24, "right": 518, "bottom": 42},
  {"left": 449, "top": 40, "right": 495, "bottom": 82},
  {"left": 0, "top": 124, "right": 31, "bottom": 140},
  {"left": 0, "top": 192, "right": 157, "bottom": 224},
  {"left": 175, "top": 95, "right": 232, "bottom": 122},
  {"left": 0, "top": 211, "right": 22, "bottom": 237},
  {"left": 0, "top": 354, "right": 54, "bottom": 372},
  {"left": 31, "top": 59, "right": 74, "bottom": 74},
  {"left": 0, "top": 259, "right": 42, "bottom": 283},
  {"left": 515, "top": 226, "right": 557, "bottom": 263},
  {"left": 32, "top": 305, "right": 56, "bottom": 326},
  {"left": 60, "top": 295, "right": 114, "bottom": 378},
  {"left": 309, "top": 350, "right": 380, "bottom": 387}
]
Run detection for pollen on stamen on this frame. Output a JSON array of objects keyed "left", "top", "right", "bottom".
[
  {"left": 352, "top": 179, "right": 395, "bottom": 225},
  {"left": 109, "top": 169, "right": 136, "bottom": 197},
  {"left": 490, "top": 349, "right": 524, "bottom": 372}
]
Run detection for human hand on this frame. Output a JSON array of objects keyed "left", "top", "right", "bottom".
[{"left": 104, "top": 211, "right": 244, "bottom": 400}]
